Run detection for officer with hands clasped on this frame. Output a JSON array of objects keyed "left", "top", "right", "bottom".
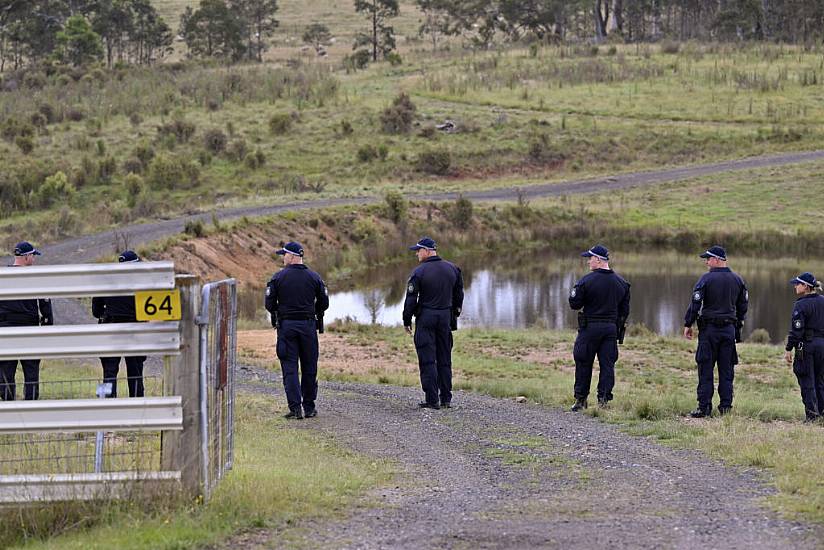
[
  {"left": 265, "top": 241, "right": 329, "bottom": 420},
  {"left": 403, "top": 237, "right": 464, "bottom": 410},
  {"left": 91, "top": 250, "right": 146, "bottom": 398},
  {"left": 784, "top": 272, "right": 824, "bottom": 422},
  {"left": 683, "top": 245, "right": 748, "bottom": 418},
  {"left": 568, "top": 244, "right": 631, "bottom": 411},
  {"left": 0, "top": 241, "right": 53, "bottom": 401}
]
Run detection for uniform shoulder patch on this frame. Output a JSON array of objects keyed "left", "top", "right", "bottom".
[
  {"left": 570, "top": 288, "right": 577, "bottom": 298},
  {"left": 265, "top": 287, "right": 271, "bottom": 296},
  {"left": 693, "top": 291, "right": 702, "bottom": 301},
  {"left": 795, "top": 320, "right": 803, "bottom": 329},
  {"left": 408, "top": 283, "right": 415, "bottom": 293}
]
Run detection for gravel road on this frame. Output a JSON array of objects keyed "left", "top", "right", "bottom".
[{"left": 237, "top": 365, "right": 823, "bottom": 549}]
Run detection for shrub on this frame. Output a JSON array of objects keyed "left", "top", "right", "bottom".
[
  {"left": 339, "top": 120, "right": 353, "bottom": 135},
  {"left": 30, "top": 112, "right": 47, "bottom": 129},
  {"left": 384, "top": 190, "right": 407, "bottom": 224},
  {"left": 203, "top": 128, "right": 227, "bottom": 154},
  {"left": 660, "top": 40, "right": 681, "bottom": 54},
  {"left": 352, "top": 217, "right": 379, "bottom": 242},
  {"left": 96, "top": 139, "right": 106, "bottom": 156},
  {"left": 23, "top": 72, "right": 47, "bottom": 90},
  {"left": 157, "top": 117, "right": 196, "bottom": 144},
  {"left": 416, "top": 149, "right": 451, "bottom": 175},
  {"left": 357, "top": 144, "right": 378, "bottom": 163},
  {"left": 73, "top": 156, "right": 97, "bottom": 187},
  {"left": 129, "top": 112, "right": 143, "bottom": 127},
  {"left": 38, "top": 171, "right": 75, "bottom": 207},
  {"left": 184, "top": 219, "right": 206, "bottom": 237},
  {"left": 244, "top": 150, "right": 265, "bottom": 169},
  {"left": 15, "top": 135, "right": 34, "bottom": 154},
  {"left": 227, "top": 138, "right": 248, "bottom": 161},
  {"left": 344, "top": 50, "right": 371, "bottom": 71},
  {"left": 1, "top": 119, "right": 34, "bottom": 142},
  {"left": 124, "top": 173, "right": 145, "bottom": 208},
  {"left": 386, "top": 52, "right": 402, "bottom": 66},
  {"left": 377, "top": 144, "right": 389, "bottom": 161},
  {"left": 747, "top": 328, "right": 771, "bottom": 344},
  {"left": 97, "top": 156, "right": 117, "bottom": 183},
  {"left": 55, "top": 74, "right": 72, "bottom": 87},
  {"left": 528, "top": 134, "right": 566, "bottom": 164},
  {"left": 451, "top": 195, "right": 473, "bottom": 229},
  {"left": 122, "top": 156, "right": 143, "bottom": 175},
  {"left": 134, "top": 142, "right": 155, "bottom": 167},
  {"left": 65, "top": 108, "right": 85, "bottom": 122},
  {"left": 269, "top": 113, "right": 293, "bottom": 135},
  {"left": 147, "top": 153, "right": 200, "bottom": 190},
  {"left": 380, "top": 93, "right": 416, "bottom": 134}
]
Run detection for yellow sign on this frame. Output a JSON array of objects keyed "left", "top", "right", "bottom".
[{"left": 135, "top": 290, "right": 182, "bottom": 321}]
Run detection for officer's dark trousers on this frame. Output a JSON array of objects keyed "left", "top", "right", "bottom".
[
  {"left": 276, "top": 319, "right": 319, "bottom": 413},
  {"left": 0, "top": 359, "right": 40, "bottom": 401},
  {"left": 100, "top": 356, "right": 146, "bottom": 398},
  {"left": 793, "top": 338, "right": 824, "bottom": 420},
  {"left": 573, "top": 322, "right": 618, "bottom": 401},
  {"left": 414, "top": 309, "right": 453, "bottom": 406},
  {"left": 695, "top": 324, "right": 737, "bottom": 411}
]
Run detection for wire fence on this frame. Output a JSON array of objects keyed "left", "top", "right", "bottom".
[
  {"left": 0, "top": 375, "right": 163, "bottom": 402},
  {"left": 201, "top": 279, "right": 237, "bottom": 499}
]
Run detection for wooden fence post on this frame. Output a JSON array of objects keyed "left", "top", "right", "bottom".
[{"left": 161, "top": 275, "right": 203, "bottom": 498}]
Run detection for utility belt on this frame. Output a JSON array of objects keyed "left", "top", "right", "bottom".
[
  {"left": 278, "top": 313, "right": 316, "bottom": 321},
  {"left": 0, "top": 312, "right": 39, "bottom": 325},
  {"left": 803, "top": 328, "right": 824, "bottom": 342},
  {"left": 101, "top": 314, "right": 137, "bottom": 323},
  {"left": 577, "top": 313, "right": 617, "bottom": 329},
  {"left": 696, "top": 317, "right": 736, "bottom": 329}
]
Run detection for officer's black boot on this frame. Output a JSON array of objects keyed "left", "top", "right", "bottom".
[
  {"left": 304, "top": 406, "right": 317, "bottom": 418},
  {"left": 718, "top": 406, "right": 732, "bottom": 416},
  {"left": 284, "top": 408, "right": 304, "bottom": 419},
  {"left": 689, "top": 406, "right": 712, "bottom": 418},
  {"left": 571, "top": 398, "right": 588, "bottom": 412},
  {"left": 597, "top": 397, "right": 609, "bottom": 408}
]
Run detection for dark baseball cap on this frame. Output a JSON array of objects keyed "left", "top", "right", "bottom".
[
  {"left": 13, "top": 241, "right": 41, "bottom": 256},
  {"left": 275, "top": 241, "right": 304, "bottom": 256},
  {"left": 700, "top": 245, "right": 727, "bottom": 261},
  {"left": 118, "top": 250, "right": 140, "bottom": 263},
  {"left": 791, "top": 272, "right": 817, "bottom": 287},
  {"left": 581, "top": 244, "right": 609, "bottom": 261},
  {"left": 409, "top": 237, "right": 437, "bottom": 251}
]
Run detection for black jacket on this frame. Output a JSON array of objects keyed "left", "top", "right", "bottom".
[
  {"left": 92, "top": 296, "right": 137, "bottom": 323},
  {"left": 786, "top": 293, "right": 824, "bottom": 351},
  {"left": 265, "top": 264, "right": 329, "bottom": 325},
  {"left": 568, "top": 268, "right": 631, "bottom": 322},
  {"left": 684, "top": 267, "right": 748, "bottom": 327},
  {"left": 0, "top": 265, "right": 53, "bottom": 326},
  {"left": 403, "top": 256, "right": 464, "bottom": 327}
]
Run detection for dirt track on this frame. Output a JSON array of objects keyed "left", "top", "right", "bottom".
[
  {"left": 235, "top": 364, "right": 823, "bottom": 549},
  {"left": 30, "top": 149, "right": 824, "bottom": 266}
]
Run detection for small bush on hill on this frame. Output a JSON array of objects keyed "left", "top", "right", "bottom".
[
  {"left": 384, "top": 191, "right": 407, "bottom": 224},
  {"left": 203, "top": 128, "right": 227, "bottom": 154},
  {"left": 15, "top": 135, "right": 34, "bottom": 154},
  {"left": 147, "top": 153, "right": 200, "bottom": 190},
  {"left": 37, "top": 171, "right": 75, "bottom": 207},
  {"left": 451, "top": 195, "right": 474, "bottom": 229},
  {"left": 269, "top": 113, "right": 293, "bottom": 135},
  {"left": 381, "top": 93, "right": 416, "bottom": 134},
  {"left": 416, "top": 149, "right": 451, "bottom": 175}
]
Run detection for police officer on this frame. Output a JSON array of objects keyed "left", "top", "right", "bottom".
[
  {"left": 265, "top": 241, "right": 329, "bottom": 419},
  {"left": 784, "top": 272, "right": 824, "bottom": 422},
  {"left": 683, "top": 245, "right": 748, "bottom": 418},
  {"left": 0, "top": 241, "right": 53, "bottom": 401},
  {"left": 568, "top": 244, "right": 631, "bottom": 411},
  {"left": 91, "top": 250, "right": 146, "bottom": 398},
  {"left": 403, "top": 237, "right": 464, "bottom": 409}
]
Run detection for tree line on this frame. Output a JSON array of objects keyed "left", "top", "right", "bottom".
[{"left": 2, "top": 0, "right": 824, "bottom": 74}]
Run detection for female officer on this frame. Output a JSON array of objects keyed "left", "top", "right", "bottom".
[{"left": 784, "top": 272, "right": 824, "bottom": 421}]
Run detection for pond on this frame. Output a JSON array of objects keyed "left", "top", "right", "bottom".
[{"left": 244, "top": 248, "right": 822, "bottom": 344}]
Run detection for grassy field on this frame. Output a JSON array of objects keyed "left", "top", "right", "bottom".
[
  {"left": 4, "top": 40, "right": 824, "bottom": 250},
  {"left": 312, "top": 322, "right": 824, "bottom": 522},
  {"left": 4, "top": 391, "right": 391, "bottom": 549}
]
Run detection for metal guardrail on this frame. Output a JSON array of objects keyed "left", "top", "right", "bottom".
[
  {"left": 0, "top": 471, "right": 181, "bottom": 503},
  {"left": 0, "top": 261, "right": 174, "bottom": 300},
  {"left": 0, "top": 397, "right": 183, "bottom": 434},
  {"left": 0, "top": 322, "right": 180, "bottom": 360}
]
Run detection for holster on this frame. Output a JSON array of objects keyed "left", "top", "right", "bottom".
[
  {"left": 797, "top": 341, "right": 806, "bottom": 363},
  {"left": 271, "top": 312, "right": 279, "bottom": 329},
  {"left": 450, "top": 309, "right": 458, "bottom": 332},
  {"left": 316, "top": 315, "right": 324, "bottom": 334},
  {"left": 616, "top": 317, "right": 627, "bottom": 345},
  {"left": 577, "top": 312, "right": 587, "bottom": 330},
  {"left": 696, "top": 317, "right": 707, "bottom": 331},
  {"left": 735, "top": 320, "right": 743, "bottom": 343}
]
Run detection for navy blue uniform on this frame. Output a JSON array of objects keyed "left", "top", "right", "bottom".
[
  {"left": 92, "top": 296, "right": 145, "bottom": 398},
  {"left": 684, "top": 267, "right": 748, "bottom": 413},
  {"left": 265, "top": 264, "right": 329, "bottom": 415},
  {"left": 0, "top": 267, "right": 52, "bottom": 401},
  {"left": 786, "top": 294, "right": 824, "bottom": 420},
  {"left": 569, "top": 269, "right": 631, "bottom": 403},
  {"left": 403, "top": 256, "right": 464, "bottom": 406}
]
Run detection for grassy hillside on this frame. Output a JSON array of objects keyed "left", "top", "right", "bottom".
[{"left": 5, "top": 42, "right": 824, "bottom": 251}]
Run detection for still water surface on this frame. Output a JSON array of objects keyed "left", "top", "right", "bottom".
[{"left": 317, "top": 249, "right": 821, "bottom": 344}]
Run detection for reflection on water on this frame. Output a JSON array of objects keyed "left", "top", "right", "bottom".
[{"left": 241, "top": 249, "right": 823, "bottom": 344}]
